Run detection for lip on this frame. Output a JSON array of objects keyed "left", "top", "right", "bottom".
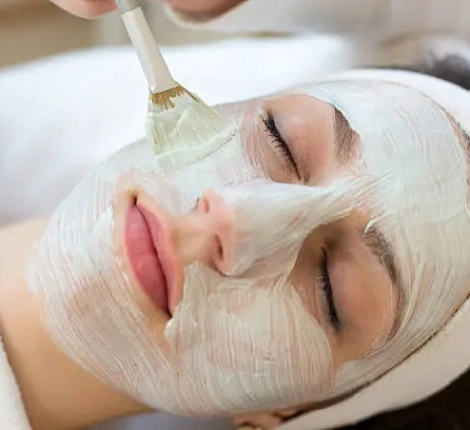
[{"left": 125, "top": 199, "right": 172, "bottom": 315}]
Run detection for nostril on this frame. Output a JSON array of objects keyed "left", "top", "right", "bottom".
[
  {"left": 198, "top": 189, "right": 235, "bottom": 272},
  {"left": 217, "top": 240, "right": 224, "bottom": 262},
  {"left": 195, "top": 196, "right": 209, "bottom": 213},
  {"left": 215, "top": 215, "right": 235, "bottom": 275},
  {"left": 215, "top": 237, "right": 233, "bottom": 276}
]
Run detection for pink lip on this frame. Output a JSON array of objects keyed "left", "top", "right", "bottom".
[{"left": 125, "top": 200, "right": 172, "bottom": 315}]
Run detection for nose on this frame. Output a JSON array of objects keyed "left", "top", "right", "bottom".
[{"left": 171, "top": 189, "right": 234, "bottom": 273}]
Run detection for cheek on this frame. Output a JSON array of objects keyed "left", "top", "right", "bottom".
[{"left": 192, "top": 286, "right": 332, "bottom": 375}]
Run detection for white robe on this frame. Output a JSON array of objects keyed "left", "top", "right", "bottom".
[
  {"left": 168, "top": 0, "right": 470, "bottom": 43},
  {"left": 0, "top": 336, "right": 31, "bottom": 429}
]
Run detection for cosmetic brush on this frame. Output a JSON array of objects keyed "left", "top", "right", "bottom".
[{"left": 115, "top": 0, "right": 235, "bottom": 163}]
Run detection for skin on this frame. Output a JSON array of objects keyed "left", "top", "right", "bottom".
[
  {"left": 49, "top": 0, "right": 117, "bottom": 18},
  {"left": 0, "top": 93, "right": 400, "bottom": 429},
  {"left": 164, "top": 0, "right": 246, "bottom": 16},
  {"left": 49, "top": 0, "right": 245, "bottom": 19}
]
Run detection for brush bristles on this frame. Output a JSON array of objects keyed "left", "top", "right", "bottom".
[
  {"left": 146, "top": 85, "right": 236, "bottom": 170},
  {"left": 149, "top": 85, "right": 197, "bottom": 111}
]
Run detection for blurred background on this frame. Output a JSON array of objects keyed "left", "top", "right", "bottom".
[{"left": 0, "top": 0, "right": 233, "bottom": 68}]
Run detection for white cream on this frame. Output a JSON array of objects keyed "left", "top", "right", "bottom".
[
  {"left": 27, "top": 126, "right": 359, "bottom": 415},
  {"left": 26, "top": 72, "right": 470, "bottom": 417},
  {"left": 146, "top": 91, "right": 235, "bottom": 171}
]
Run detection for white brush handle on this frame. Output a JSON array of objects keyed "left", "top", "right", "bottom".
[{"left": 116, "top": 0, "right": 177, "bottom": 93}]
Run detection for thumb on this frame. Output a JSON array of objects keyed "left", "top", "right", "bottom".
[{"left": 164, "top": 0, "right": 245, "bottom": 16}]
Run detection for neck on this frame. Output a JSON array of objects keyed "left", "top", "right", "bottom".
[{"left": 0, "top": 218, "right": 148, "bottom": 430}]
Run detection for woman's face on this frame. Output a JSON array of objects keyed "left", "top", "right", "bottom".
[
  {"left": 27, "top": 78, "right": 470, "bottom": 416},
  {"left": 117, "top": 94, "right": 398, "bottom": 364}
]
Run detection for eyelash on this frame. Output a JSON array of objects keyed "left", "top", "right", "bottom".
[
  {"left": 262, "top": 112, "right": 301, "bottom": 180},
  {"left": 319, "top": 249, "right": 341, "bottom": 331}
]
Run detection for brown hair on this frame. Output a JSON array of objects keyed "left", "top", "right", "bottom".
[{"left": 342, "top": 368, "right": 470, "bottom": 429}]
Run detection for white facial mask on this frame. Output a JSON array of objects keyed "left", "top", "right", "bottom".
[
  {"left": 27, "top": 76, "right": 470, "bottom": 416},
  {"left": 27, "top": 103, "right": 370, "bottom": 415}
]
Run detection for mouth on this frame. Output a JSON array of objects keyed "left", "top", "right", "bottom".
[{"left": 125, "top": 198, "right": 171, "bottom": 316}]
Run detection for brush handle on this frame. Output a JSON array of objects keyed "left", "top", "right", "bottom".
[
  {"left": 116, "top": 0, "right": 177, "bottom": 93},
  {"left": 115, "top": 0, "right": 139, "bottom": 12}
]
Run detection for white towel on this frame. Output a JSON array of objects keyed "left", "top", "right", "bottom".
[{"left": 0, "top": 335, "right": 31, "bottom": 430}]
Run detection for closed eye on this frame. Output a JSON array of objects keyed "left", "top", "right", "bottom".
[
  {"left": 262, "top": 111, "right": 302, "bottom": 180},
  {"left": 319, "top": 249, "right": 341, "bottom": 331}
]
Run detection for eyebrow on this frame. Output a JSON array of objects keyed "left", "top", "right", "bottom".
[
  {"left": 332, "top": 109, "right": 404, "bottom": 338},
  {"left": 455, "top": 122, "right": 470, "bottom": 168},
  {"left": 333, "top": 108, "right": 360, "bottom": 163},
  {"left": 362, "top": 226, "right": 404, "bottom": 338}
]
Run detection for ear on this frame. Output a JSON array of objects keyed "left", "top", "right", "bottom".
[{"left": 233, "top": 408, "right": 300, "bottom": 429}]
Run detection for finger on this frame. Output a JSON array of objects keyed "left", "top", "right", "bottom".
[
  {"left": 237, "top": 426, "right": 269, "bottom": 430},
  {"left": 51, "top": 0, "right": 116, "bottom": 18},
  {"left": 164, "top": 0, "right": 243, "bottom": 15},
  {"left": 275, "top": 408, "right": 299, "bottom": 418}
]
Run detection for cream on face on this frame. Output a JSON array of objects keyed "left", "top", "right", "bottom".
[{"left": 26, "top": 74, "right": 470, "bottom": 416}]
